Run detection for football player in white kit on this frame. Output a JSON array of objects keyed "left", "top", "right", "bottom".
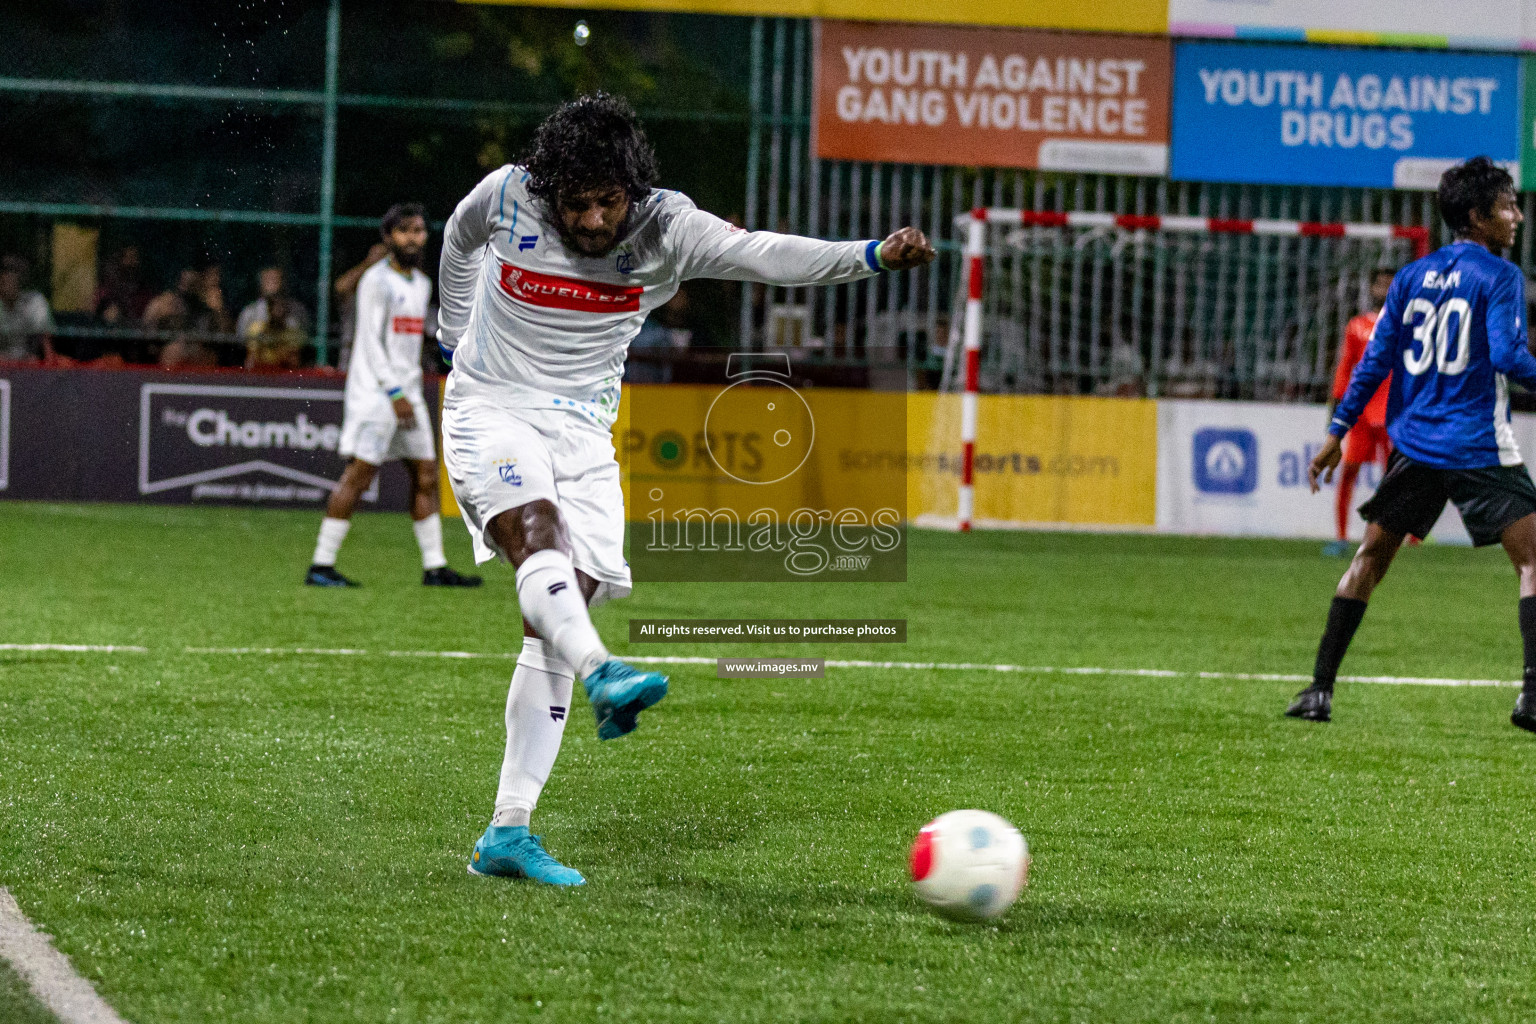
[
  {"left": 306, "top": 204, "right": 483, "bottom": 588},
  {"left": 439, "top": 95, "right": 934, "bottom": 885}
]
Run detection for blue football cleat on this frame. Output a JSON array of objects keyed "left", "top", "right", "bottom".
[
  {"left": 583, "top": 659, "right": 669, "bottom": 740},
  {"left": 1321, "top": 540, "right": 1351, "bottom": 558},
  {"left": 305, "top": 564, "right": 358, "bottom": 587},
  {"left": 467, "top": 825, "right": 585, "bottom": 886}
]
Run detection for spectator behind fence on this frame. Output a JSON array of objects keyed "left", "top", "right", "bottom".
[
  {"left": 333, "top": 242, "right": 389, "bottom": 370},
  {"left": 0, "top": 254, "right": 58, "bottom": 364},
  {"left": 236, "top": 266, "right": 311, "bottom": 341},
  {"left": 144, "top": 261, "right": 231, "bottom": 369},
  {"left": 73, "top": 244, "right": 152, "bottom": 366},
  {"left": 243, "top": 292, "right": 308, "bottom": 370},
  {"left": 94, "top": 245, "right": 154, "bottom": 327}
]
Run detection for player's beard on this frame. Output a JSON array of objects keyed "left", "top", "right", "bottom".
[
  {"left": 390, "top": 244, "right": 424, "bottom": 269},
  {"left": 556, "top": 207, "right": 632, "bottom": 258}
]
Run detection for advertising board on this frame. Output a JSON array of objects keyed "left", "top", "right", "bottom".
[
  {"left": 815, "top": 21, "right": 1171, "bottom": 174},
  {"left": 1171, "top": 42, "right": 1520, "bottom": 189}
]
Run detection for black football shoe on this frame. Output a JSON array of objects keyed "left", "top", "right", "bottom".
[
  {"left": 305, "top": 565, "right": 358, "bottom": 587},
  {"left": 1512, "top": 691, "right": 1536, "bottom": 733},
  {"left": 1285, "top": 686, "right": 1332, "bottom": 722},
  {"left": 424, "top": 566, "right": 483, "bottom": 588}
]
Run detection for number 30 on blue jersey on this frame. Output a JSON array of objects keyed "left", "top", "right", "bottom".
[{"left": 1401, "top": 296, "right": 1471, "bottom": 377}]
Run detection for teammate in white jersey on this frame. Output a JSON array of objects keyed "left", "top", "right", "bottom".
[
  {"left": 306, "top": 204, "right": 482, "bottom": 588},
  {"left": 439, "top": 95, "right": 934, "bottom": 885}
]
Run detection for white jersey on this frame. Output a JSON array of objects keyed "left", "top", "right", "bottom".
[
  {"left": 345, "top": 259, "right": 432, "bottom": 417},
  {"left": 437, "top": 165, "right": 882, "bottom": 427}
]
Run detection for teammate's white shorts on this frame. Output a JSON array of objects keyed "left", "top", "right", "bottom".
[
  {"left": 441, "top": 397, "right": 630, "bottom": 607},
  {"left": 338, "top": 394, "right": 436, "bottom": 466}
]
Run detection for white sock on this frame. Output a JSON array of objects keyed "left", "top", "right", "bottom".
[
  {"left": 412, "top": 513, "right": 448, "bottom": 570},
  {"left": 514, "top": 549, "right": 608, "bottom": 680},
  {"left": 491, "top": 638, "right": 573, "bottom": 827},
  {"left": 311, "top": 517, "right": 351, "bottom": 567}
]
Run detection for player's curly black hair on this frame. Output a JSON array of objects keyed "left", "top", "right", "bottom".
[
  {"left": 523, "top": 93, "right": 658, "bottom": 209},
  {"left": 1438, "top": 156, "right": 1515, "bottom": 235},
  {"left": 381, "top": 202, "right": 427, "bottom": 238}
]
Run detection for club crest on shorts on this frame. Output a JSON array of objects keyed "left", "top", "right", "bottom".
[
  {"left": 493, "top": 458, "right": 522, "bottom": 486},
  {"left": 549, "top": 705, "right": 567, "bottom": 722}
]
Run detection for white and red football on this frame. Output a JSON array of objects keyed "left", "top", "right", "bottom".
[{"left": 909, "top": 809, "right": 1030, "bottom": 921}]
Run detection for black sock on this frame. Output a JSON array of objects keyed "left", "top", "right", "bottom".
[
  {"left": 1313, "top": 597, "right": 1368, "bottom": 693},
  {"left": 1520, "top": 597, "right": 1536, "bottom": 695}
]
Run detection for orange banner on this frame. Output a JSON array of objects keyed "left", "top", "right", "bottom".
[{"left": 814, "top": 21, "right": 1171, "bottom": 173}]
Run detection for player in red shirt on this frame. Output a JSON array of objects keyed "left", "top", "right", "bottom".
[{"left": 1324, "top": 267, "right": 1396, "bottom": 557}]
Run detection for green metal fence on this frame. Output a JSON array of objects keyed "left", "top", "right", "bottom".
[
  {"left": 736, "top": 16, "right": 1536, "bottom": 398},
  {"left": 0, "top": 0, "right": 755, "bottom": 365},
  {"left": 13, "top": 6, "right": 1536, "bottom": 399}
]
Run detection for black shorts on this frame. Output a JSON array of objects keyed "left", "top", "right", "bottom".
[{"left": 1359, "top": 450, "right": 1536, "bottom": 547}]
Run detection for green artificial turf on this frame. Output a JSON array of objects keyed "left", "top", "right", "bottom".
[
  {"left": 4, "top": 501, "right": 1536, "bottom": 1022},
  {"left": 0, "top": 958, "right": 58, "bottom": 1024}
]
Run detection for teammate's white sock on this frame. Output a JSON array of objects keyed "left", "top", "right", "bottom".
[
  {"left": 514, "top": 549, "right": 608, "bottom": 680},
  {"left": 311, "top": 517, "right": 351, "bottom": 567},
  {"left": 491, "top": 638, "right": 572, "bottom": 828},
  {"left": 412, "top": 513, "right": 448, "bottom": 570}
]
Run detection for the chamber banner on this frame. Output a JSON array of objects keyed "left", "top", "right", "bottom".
[{"left": 0, "top": 367, "right": 414, "bottom": 510}]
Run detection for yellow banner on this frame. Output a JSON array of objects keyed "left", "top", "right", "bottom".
[
  {"left": 439, "top": 378, "right": 460, "bottom": 518},
  {"left": 909, "top": 392, "right": 1156, "bottom": 527},
  {"left": 621, "top": 383, "right": 905, "bottom": 517},
  {"left": 458, "top": 0, "right": 1165, "bottom": 35},
  {"left": 443, "top": 385, "right": 1156, "bottom": 530}
]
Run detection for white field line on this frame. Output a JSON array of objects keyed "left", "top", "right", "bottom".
[
  {"left": 3, "top": 642, "right": 1516, "bottom": 687},
  {"left": 0, "top": 888, "right": 129, "bottom": 1024},
  {"left": 632, "top": 657, "right": 1513, "bottom": 688},
  {"left": 0, "top": 644, "right": 148, "bottom": 653},
  {"left": 182, "top": 646, "right": 1518, "bottom": 687},
  {"left": 182, "top": 646, "right": 517, "bottom": 659}
]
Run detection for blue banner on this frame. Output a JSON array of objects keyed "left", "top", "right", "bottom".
[{"left": 1171, "top": 42, "right": 1520, "bottom": 188}]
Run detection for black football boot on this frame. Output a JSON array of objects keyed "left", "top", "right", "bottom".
[
  {"left": 423, "top": 566, "right": 483, "bottom": 587},
  {"left": 1285, "top": 686, "right": 1332, "bottom": 723}
]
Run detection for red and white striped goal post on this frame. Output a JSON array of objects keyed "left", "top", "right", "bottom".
[{"left": 954, "top": 207, "right": 1431, "bottom": 532}]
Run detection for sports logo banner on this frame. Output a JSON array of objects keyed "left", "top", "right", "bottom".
[
  {"left": 620, "top": 364, "right": 908, "bottom": 583},
  {"left": 907, "top": 393, "right": 1158, "bottom": 529},
  {"left": 814, "top": 21, "right": 1171, "bottom": 174},
  {"left": 1171, "top": 42, "right": 1521, "bottom": 189},
  {"left": 1151, "top": 399, "right": 1493, "bottom": 542}
]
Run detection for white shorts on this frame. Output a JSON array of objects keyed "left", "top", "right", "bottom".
[
  {"left": 441, "top": 398, "right": 630, "bottom": 606},
  {"left": 339, "top": 395, "right": 436, "bottom": 466}
]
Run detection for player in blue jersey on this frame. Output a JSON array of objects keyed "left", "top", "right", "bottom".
[{"left": 1290, "top": 156, "right": 1536, "bottom": 731}]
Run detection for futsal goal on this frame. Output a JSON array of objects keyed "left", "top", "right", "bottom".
[{"left": 942, "top": 207, "right": 1430, "bottom": 531}]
